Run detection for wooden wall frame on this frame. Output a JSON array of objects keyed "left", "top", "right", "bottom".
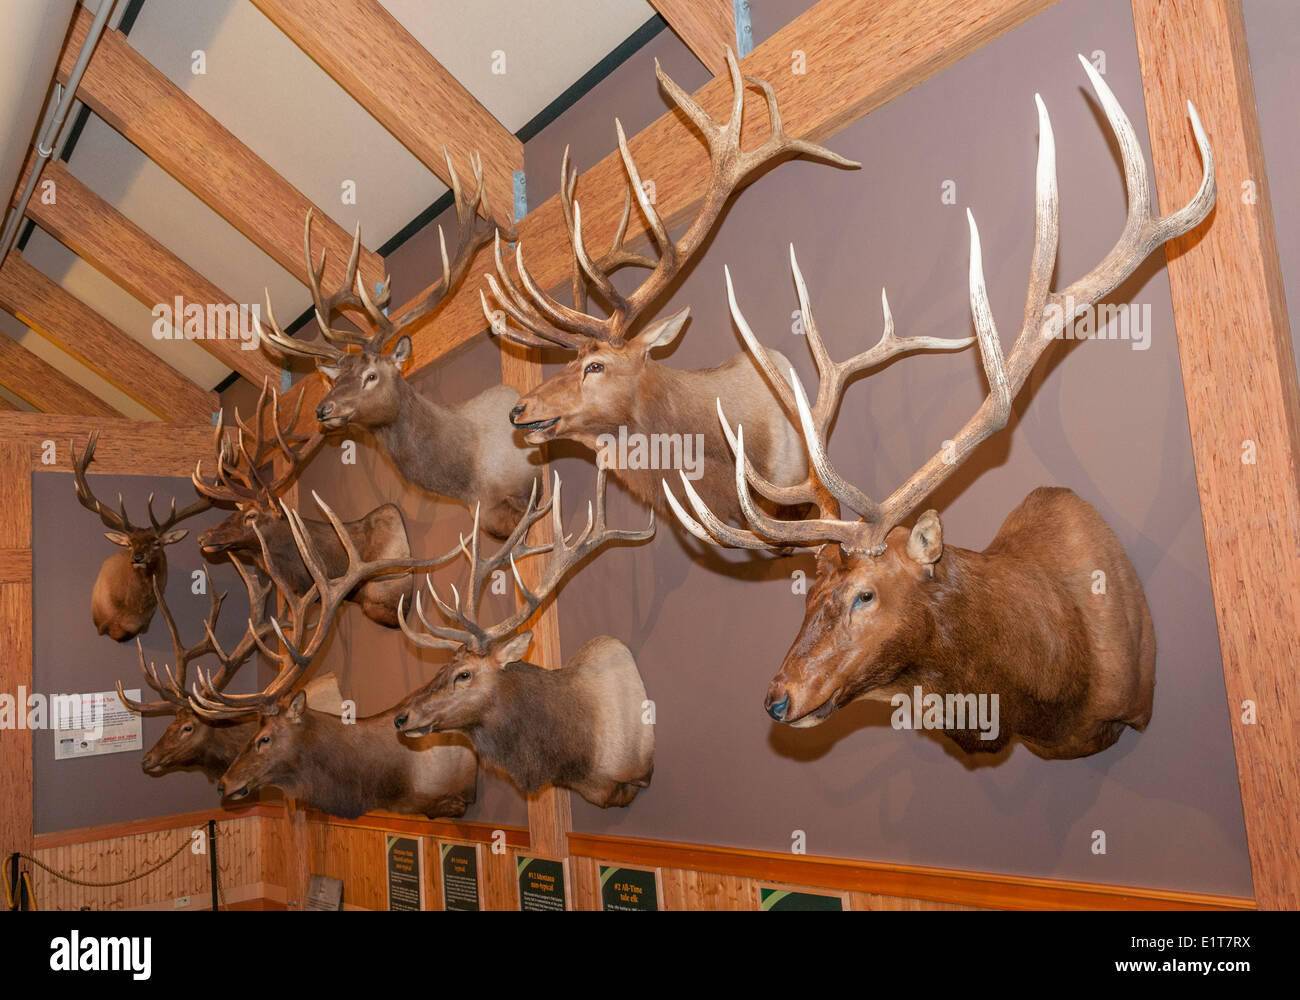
[{"left": 3, "top": 0, "right": 1296, "bottom": 911}]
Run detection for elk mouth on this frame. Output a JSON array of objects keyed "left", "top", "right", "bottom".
[
  {"left": 787, "top": 688, "right": 843, "bottom": 729},
  {"left": 318, "top": 414, "right": 350, "bottom": 432},
  {"left": 222, "top": 782, "right": 251, "bottom": 801},
  {"left": 512, "top": 415, "right": 560, "bottom": 442},
  {"left": 400, "top": 722, "right": 435, "bottom": 738}
]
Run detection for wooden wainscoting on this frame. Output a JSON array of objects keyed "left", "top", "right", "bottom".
[
  {"left": 282, "top": 808, "right": 531, "bottom": 910},
  {"left": 28, "top": 805, "right": 281, "bottom": 910},
  {"left": 566, "top": 834, "right": 1256, "bottom": 911}
]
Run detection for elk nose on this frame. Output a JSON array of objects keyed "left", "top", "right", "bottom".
[
  {"left": 765, "top": 691, "right": 790, "bottom": 722},
  {"left": 315, "top": 402, "right": 333, "bottom": 421},
  {"left": 509, "top": 403, "right": 526, "bottom": 423},
  {"left": 394, "top": 713, "right": 408, "bottom": 730}
]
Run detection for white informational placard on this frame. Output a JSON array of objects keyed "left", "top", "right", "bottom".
[{"left": 53, "top": 689, "right": 143, "bottom": 760}]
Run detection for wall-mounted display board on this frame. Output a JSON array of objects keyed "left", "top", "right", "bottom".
[
  {"left": 516, "top": 855, "right": 569, "bottom": 912},
  {"left": 757, "top": 885, "right": 848, "bottom": 912},
  {"left": 599, "top": 863, "right": 662, "bottom": 911},
  {"left": 439, "top": 841, "right": 483, "bottom": 912},
  {"left": 385, "top": 834, "right": 425, "bottom": 911}
]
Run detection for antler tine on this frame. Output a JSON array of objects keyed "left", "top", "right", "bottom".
[
  {"left": 254, "top": 287, "right": 347, "bottom": 363},
  {"left": 692, "top": 58, "right": 1214, "bottom": 557},
  {"left": 478, "top": 468, "right": 654, "bottom": 648},
  {"left": 397, "top": 591, "right": 470, "bottom": 651},
  {"left": 70, "top": 431, "right": 134, "bottom": 532},
  {"left": 383, "top": 148, "right": 503, "bottom": 343},
  {"left": 484, "top": 236, "right": 590, "bottom": 349},
  {"left": 486, "top": 50, "right": 857, "bottom": 353},
  {"left": 117, "top": 638, "right": 182, "bottom": 714}
]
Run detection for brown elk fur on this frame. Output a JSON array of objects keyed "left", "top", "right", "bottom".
[
  {"left": 314, "top": 341, "right": 538, "bottom": 539},
  {"left": 140, "top": 675, "right": 344, "bottom": 782},
  {"left": 767, "top": 488, "right": 1155, "bottom": 759},
  {"left": 199, "top": 503, "right": 413, "bottom": 628},
  {"left": 511, "top": 328, "right": 807, "bottom": 523},
  {"left": 394, "top": 632, "right": 654, "bottom": 808},
  {"left": 91, "top": 527, "right": 188, "bottom": 641},
  {"left": 217, "top": 689, "right": 477, "bottom": 820}
]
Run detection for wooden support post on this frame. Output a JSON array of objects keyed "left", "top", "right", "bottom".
[
  {"left": 1131, "top": 0, "right": 1300, "bottom": 909},
  {"left": 497, "top": 341, "right": 572, "bottom": 860},
  {"left": 0, "top": 442, "right": 33, "bottom": 868}
]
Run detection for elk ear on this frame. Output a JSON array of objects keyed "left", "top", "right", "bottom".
[
  {"left": 285, "top": 689, "right": 307, "bottom": 721},
  {"left": 629, "top": 306, "right": 690, "bottom": 355},
  {"left": 160, "top": 528, "right": 189, "bottom": 545},
  {"left": 906, "top": 510, "right": 943, "bottom": 577},
  {"left": 391, "top": 336, "right": 412, "bottom": 366},
  {"left": 493, "top": 630, "right": 533, "bottom": 668},
  {"left": 316, "top": 360, "right": 342, "bottom": 382},
  {"left": 103, "top": 531, "right": 130, "bottom": 547}
]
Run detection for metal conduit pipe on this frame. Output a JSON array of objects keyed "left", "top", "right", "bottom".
[{"left": 0, "top": 0, "right": 120, "bottom": 266}]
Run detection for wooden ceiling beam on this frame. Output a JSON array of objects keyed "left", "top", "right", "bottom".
[
  {"left": 648, "top": 1, "right": 737, "bottom": 77},
  {"left": 249, "top": 0, "right": 521, "bottom": 232},
  {"left": 0, "top": 252, "right": 217, "bottom": 424},
  {"left": 0, "top": 333, "right": 122, "bottom": 418},
  {"left": 0, "top": 412, "right": 220, "bottom": 476},
  {"left": 57, "top": 5, "right": 384, "bottom": 295},
  {"left": 391, "top": 0, "right": 1060, "bottom": 378},
  {"left": 22, "top": 159, "right": 283, "bottom": 388}
]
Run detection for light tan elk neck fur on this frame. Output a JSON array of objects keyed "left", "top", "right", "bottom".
[
  {"left": 622, "top": 353, "right": 807, "bottom": 521},
  {"left": 372, "top": 378, "right": 535, "bottom": 538}
]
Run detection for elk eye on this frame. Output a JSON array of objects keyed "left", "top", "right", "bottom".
[
  {"left": 181, "top": 725, "right": 193, "bottom": 734},
  {"left": 456, "top": 670, "right": 471, "bottom": 683},
  {"left": 364, "top": 371, "right": 377, "bottom": 385},
  {"left": 257, "top": 735, "right": 270, "bottom": 749},
  {"left": 854, "top": 590, "right": 876, "bottom": 609},
  {"left": 583, "top": 362, "right": 604, "bottom": 376}
]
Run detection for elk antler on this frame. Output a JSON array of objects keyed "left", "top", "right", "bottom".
[
  {"left": 72, "top": 431, "right": 212, "bottom": 536},
  {"left": 399, "top": 468, "right": 655, "bottom": 655},
  {"left": 187, "top": 495, "right": 466, "bottom": 718},
  {"left": 115, "top": 565, "right": 272, "bottom": 714},
  {"left": 192, "top": 378, "right": 322, "bottom": 506},
  {"left": 668, "top": 56, "right": 1215, "bottom": 554},
  {"left": 482, "top": 47, "right": 859, "bottom": 351},
  {"left": 257, "top": 149, "right": 514, "bottom": 363}
]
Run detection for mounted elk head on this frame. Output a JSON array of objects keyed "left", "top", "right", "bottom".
[
  {"left": 192, "top": 381, "right": 414, "bottom": 628},
  {"left": 393, "top": 469, "right": 657, "bottom": 808},
  {"left": 72, "top": 432, "right": 212, "bottom": 641},
  {"left": 117, "top": 564, "right": 272, "bottom": 781},
  {"left": 189, "top": 498, "right": 477, "bottom": 819},
  {"left": 666, "top": 58, "right": 1215, "bottom": 759},
  {"left": 256, "top": 153, "right": 537, "bottom": 540},
  {"left": 484, "top": 50, "right": 884, "bottom": 524}
]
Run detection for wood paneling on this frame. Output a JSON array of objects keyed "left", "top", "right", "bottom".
[
  {"left": 567, "top": 833, "right": 1255, "bottom": 910},
  {"left": 0, "top": 548, "right": 31, "bottom": 584},
  {"left": 0, "top": 252, "right": 216, "bottom": 424},
  {"left": 1, "top": 412, "right": 219, "bottom": 477},
  {"left": 22, "top": 161, "right": 282, "bottom": 387},
  {"left": 396, "top": 0, "right": 1060, "bottom": 376},
  {"left": 498, "top": 340, "right": 572, "bottom": 858},
  {"left": 32, "top": 804, "right": 279, "bottom": 851},
  {"left": 1131, "top": 0, "right": 1300, "bottom": 911},
  {"left": 28, "top": 814, "right": 264, "bottom": 911},
  {"left": 3, "top": 444, "right": 33, "bottom": 869},
  {"left": 56, "top": 7, "right": 383, "bottom": 294},
  {"left": 250, "top": 0, "right": 520, "bottom": 231},
  {"left": 649, "top": 0, "right": 736, "bottom": 76},
  {"left": 0, "top": 333, "right": 122, "bottom": 417}
]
